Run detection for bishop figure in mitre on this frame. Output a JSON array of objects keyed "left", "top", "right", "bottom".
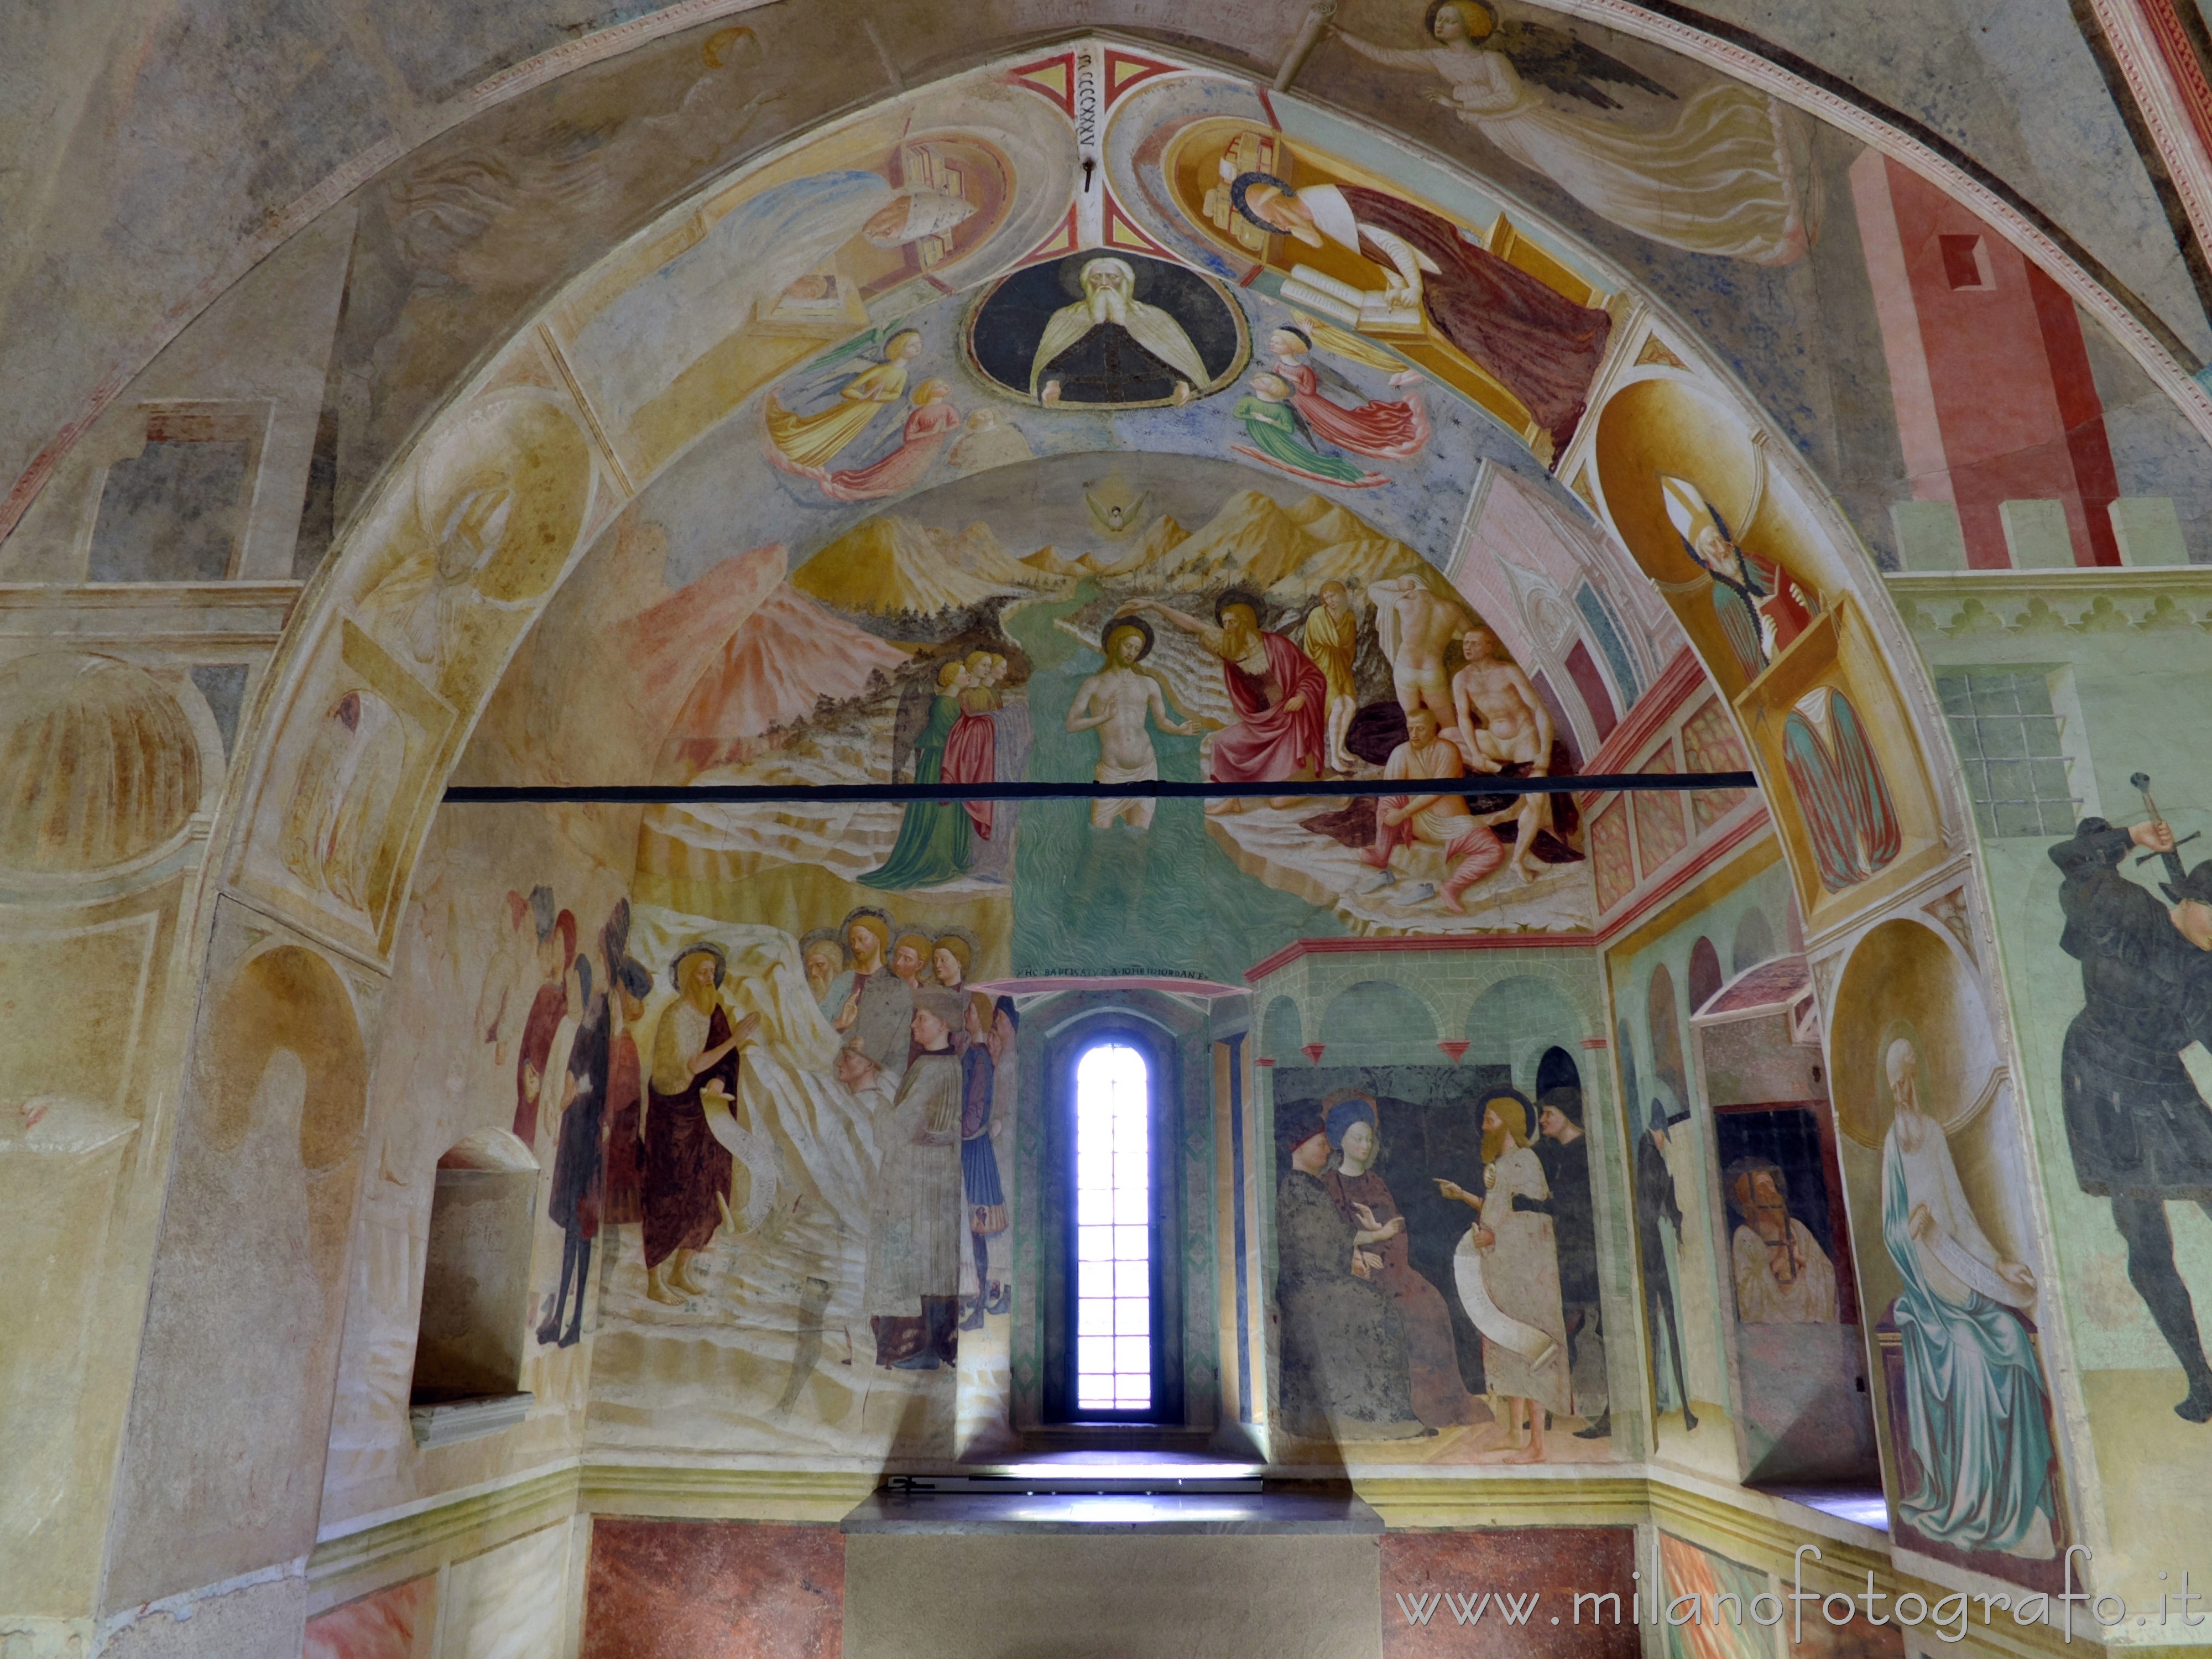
[{"left": 1029, "top": 257, "right": 1213, "bottom": 405}]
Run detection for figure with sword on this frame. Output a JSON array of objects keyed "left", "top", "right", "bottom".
[{"left": 2051, "top": 774, "right": 2212, "bottom": 1422}]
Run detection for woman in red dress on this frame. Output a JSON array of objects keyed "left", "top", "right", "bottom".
[
  {"left": 1319, "top": 1091, "right": 1484, "bottom": 1428},
  {"left": 1267, "top": 326, "right": 1431, "bottom": 462},
  {"left": 940, "top": 648, "right": 1000, "bottom": 841}
]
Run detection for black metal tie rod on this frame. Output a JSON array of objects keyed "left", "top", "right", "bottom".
[{"left": 442, "top": 772, "right": 1759, "bottom": 806}]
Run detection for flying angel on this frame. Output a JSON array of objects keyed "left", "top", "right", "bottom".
[{"left": 1331, "top": 0, "right": 1810, "bottom": 266}]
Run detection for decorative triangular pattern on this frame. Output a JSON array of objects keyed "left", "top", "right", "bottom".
[
  {"left": 1570, "top": 466, "right": 1598, "bottom": 512},
  {"left": 1018, "top": 204, "right": 1082, "bottom": 266},
  {"left": 1635, "top": 333, "right": 1687, "bottom": 370},
  {"left": 1006, "top": 52, "right": 1076, "bottom": 121},
  {"left": 1103, "top": 49, "right": 1178, "bottom": 105},
  {"left": 1100, "top": 191, "right": 1176, "bottom": 260}
]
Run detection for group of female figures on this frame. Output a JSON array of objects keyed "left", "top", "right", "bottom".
[
  {"left": 1276, "top": 1088, "right": 1574, "bottom": 1460},
  {"left": 864, "top": 648, "right": 1030, "bottom": 889}
]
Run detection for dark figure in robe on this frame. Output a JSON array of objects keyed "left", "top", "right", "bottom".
[
  {"left": 1319, "top": 1094, "right": 1481, "bottom": 1428},
  {"left": 599, "top": 957, "right": 653, "bottom": 1235},
  {"left": 1277, "top": 1119, "right": 1425, "bottom": 1442},
  {"left": 958, "top": 993, "right": 1011, "bottom": 1327},
  {"left": 512, "top": 904, "right": 575, "bottom": 1149},
  {"left": 540, "top": 956, "right": 607, "bottom": 1347},
  {"left": 1636, "top": 1098, "right": 1697, "bottom": 1431},
  {"left": 1516, "top": 1089, "right": 1609, "bottom": 1436},
  {"left": 2053, "top": 820, "right": 2212, "bottom": 1421},
  {"left": 643, "top": 943, "right": 755, "bottom": 1305}
]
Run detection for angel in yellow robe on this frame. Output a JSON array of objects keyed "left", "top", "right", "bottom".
[{"left": 764, "top": 329, "right": 924, "bottom": 472}]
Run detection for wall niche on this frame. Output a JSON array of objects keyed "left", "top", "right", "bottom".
[{"left": 409, "top": 1129, "right": 537, "bottom": 1446}]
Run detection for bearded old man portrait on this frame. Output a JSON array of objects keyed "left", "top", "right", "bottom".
[{"left": 1029, "top": 257, "right": 1216, "bottom": 406}]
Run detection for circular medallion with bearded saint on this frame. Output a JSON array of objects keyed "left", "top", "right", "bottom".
[{"left": 963, "top": 251, "right": 1248, "bottom": 409}]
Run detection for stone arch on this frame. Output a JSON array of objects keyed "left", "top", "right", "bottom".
[
  {"left": 1260, "top": 995, "right": 1303, "bottom": 1067},
  {"left": 1465, "top": 975, "right": 1587, "bottom": 1099},
  {"left": 1317, "top": 979, "right": 1439, "bottom": 1068}
]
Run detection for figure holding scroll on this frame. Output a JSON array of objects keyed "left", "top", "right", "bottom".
[{"left": 1437, "top": 1091, "right": 1569, "bottom": 1460}]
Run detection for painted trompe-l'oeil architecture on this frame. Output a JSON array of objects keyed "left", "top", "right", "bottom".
[{"left": 5, "top": 2, "right": 2212, "bottom": 1654}]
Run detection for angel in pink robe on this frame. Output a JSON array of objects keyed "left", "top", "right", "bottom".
[
  {"left": 1120, "top": 592, "right": 1327, "bottom": 813},
  {"left": 1266, "top": 325, "right": 1431, "bottom": 462},
  {"left": 801, "top": 380, "right": 962, "bottom": 504}
]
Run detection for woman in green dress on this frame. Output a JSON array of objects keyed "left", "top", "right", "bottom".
[
  {"left": 1230, "top": 373, "right": 1387, "bottom": 488},
  {"left": 862, "top": 658, "right": 974, "bottom": 889}
]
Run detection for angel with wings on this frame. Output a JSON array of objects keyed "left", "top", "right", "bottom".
[{"left": 1331, "top": 0, "right": 1809, "bottom": 265}]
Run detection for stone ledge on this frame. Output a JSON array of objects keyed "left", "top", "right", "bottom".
[
  {"left": 408, "top": 1391, "right": 534, "bottom": 1448},
  {"left": 1884, "top": 567, "right": 2212, "bottom": 638}
]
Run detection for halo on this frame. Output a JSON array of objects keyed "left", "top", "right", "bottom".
[
  {"left": 1102, "top": 615, "right": 1156, "bottom": 662},
  {"left": 1229, "top": 173, "right": 1295, "bottom": 234},
  {"left": 668, "top": 940, "right": 728, "bottom": 991},
  {"left": 1214, "top": 587, "right": 1265, "bottom": 626}
]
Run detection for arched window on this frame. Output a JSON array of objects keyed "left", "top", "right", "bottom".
[{"left": 1072, "top": 1041, "right": 1156, "bottom": 1416}]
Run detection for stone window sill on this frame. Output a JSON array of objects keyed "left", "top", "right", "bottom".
[{"left": 408, "top": 1391, "right": 533, "bottom": 1448}]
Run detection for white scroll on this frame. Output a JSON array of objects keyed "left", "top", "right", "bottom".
[{"left": 1452, "top": 1229, "right": 1559, "bottom": 1365}]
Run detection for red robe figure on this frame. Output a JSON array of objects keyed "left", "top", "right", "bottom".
[
  {"left": 1120, "top": 591, "right": 1328, "bottom": 797},
  {"left": 812, "top": 382, "right": 961, "bottom": 503},
  {"left": 642, "top": 943, "right": 757, "bottom": 1305},
  {"left": 940, "top": 651, "right": 1000, "bottom": 839},
  {"left": 1268, "top": 325, "right": 1431, "bottom": 462},
  {"left": 600, "top": 957, "right": 651, "bottom": 1235}
]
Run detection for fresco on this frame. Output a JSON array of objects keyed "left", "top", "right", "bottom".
[
  {"left": 1829, "top": 917, "right": 2068, "bottom": 1590},
  {"left": 1269, "top": 1065, "right": 1615, "bottom": 1462},
  {"left": 20, "top": 13, "right": 2212, "bottom": 1651}
]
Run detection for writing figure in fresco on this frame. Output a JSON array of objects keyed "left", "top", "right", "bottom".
[
  {"left": 1360, "top": 704, "right": 1510, "bottom": 912},
  {"left": 1276, "top": 1111, "right": 1427, "bottom": 1441},
  {"left": 1227, "top": 169, "right": 1611, "bottom": 450},
  {"left": 1451, "top": 622, "right": 1560, "bottom": 885},
  {"left": 1658, "top": 476, "right": 1818, "bottom": 685},
  {"left": 1879, "top": 1037, "right": 2059, "bottom": 1556},
  {"left": 1328, "top": 2, "right": 1809, "bottom": 265},
  {"left": 1635, "top": 1098, "right": 1699, "bottom": 1431},
  {"left": 861, "top": 658, "right": 975, "bottom": 888},
  {"left": 800, "top": 378, "right": 963, "bottom": 504},
  {"left": 1523, "top": 1089, "right": 1609, "bottom": 1438},
  {"left": 1232, "top": 372, "right": 1391, "bottom": 487},
  {"left": 2052, "top": 811, "right": 2212, "bottom": 1422},
  {"left": 643, "top": 943, "right": 758, "bottom": 1306},
  {"left": 1302, "top": 582, "right": 1362, "bottom": 775},
  {"left": 1320, "top": 1093, "right": 1484, "bottom": 1427},
  {"left": 597, "top": 953, "right": 654, "bottom": 1297},
  {"left": 573, "top": 167, "right": 980, "bottom": 421},
  {"left": 1065, "top": 617, "right": 1203, "bottom": 831},
  {"left": 540, "top": 947, "right": 608, "bottom": 1348},
  {"left": 1438, "top": 1092, "right": 1569, "bottom": 1462},
  {"left": 862, "top": 990, "right": 968, "bottom": 1369},
  {"left": 1030, "top": 257, "right": 1213, "bottom": 406},
  {"left": 764, "top": 328, "right": 926, "bottom": 477},
  {"left": 834, "top": 909, "right": 915, "bottom": 1081},
  {"left": 1265, "top": 324, "right": 1432, "bottom": 463},
  {"left": 513, "top": 891, "right": 573, "bottom": 1149},
  {"left": 1117, "top": 591, "right": 1328, "bottom": 810},
  {"left": 1724, "top": 1157, "right": 1838, "bottom": 1324},
  {"left": 959, "top": 994, "right": 1017, "bottom": 1326},
  {"left": 801, "top": 927, "right": 857, "bottom": 1024},
  {"left": 1781, "top": 687, "right": 1902, "bottom": 892}
]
